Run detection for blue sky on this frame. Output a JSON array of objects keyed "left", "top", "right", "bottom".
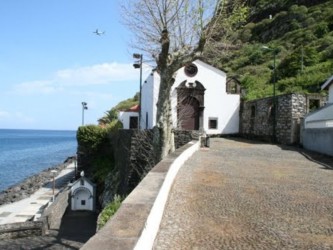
[{"left": 0, "top": 1, "right": 151, "bottom": 130}]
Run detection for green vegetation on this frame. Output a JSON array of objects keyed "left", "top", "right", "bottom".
[
  {"left": 77, "top": 120, "right": 123, "bottom": 184},
  {"left": 204, "top": 0, "right": 333, "bottom": 100},
  {"left": 97, "top": 194, "right": 124, "bottom": 230},
  {"left": 98, "top": 93, "right": 139, "bottom": 126}
]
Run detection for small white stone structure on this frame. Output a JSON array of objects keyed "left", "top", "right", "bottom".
[
  {"left": 140, "top": 60, "right": 240, "bottom": 134},
  {"left": 118, "top": 104, "right": 139, "bottom": 129},
  {"left": 71, "top": 172, "right": 96, "bottom": 211},
  {"left": 304, "top": 76, "right": 333, "bottom": 129}
]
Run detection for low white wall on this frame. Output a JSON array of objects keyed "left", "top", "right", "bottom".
[{"left": 134, "top": 141, "right": 200, "bottom": 249}]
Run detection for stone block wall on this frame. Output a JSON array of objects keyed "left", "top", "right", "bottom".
[
  {"left": 0, "top": 220, "right": 45, "bottom": 240},
  {"left": 240, "top": 93, "right": 326, "bottom": 145},
  {"left": 100, "top": 129, "right": 157, "bottom": 207},
  {"left": 79, "top": 128, "right": 200, "bottom": 208},
  {"left": 42, "top": 188, "right": 70, "bottom": 230},
  {"left": 174, "top": 130, "right": 200, "bottom": 149},
  {"left": 240, "top": 96, "right": 274, "bottom": 142}
]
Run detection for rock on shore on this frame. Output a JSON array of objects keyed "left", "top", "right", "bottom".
[{"left": 0, "top": 156, "right": 76, "bottom": 206}]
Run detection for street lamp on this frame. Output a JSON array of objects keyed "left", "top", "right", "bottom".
[
  {"left": 51, "top": 170, "right": 57, "bottom": 202},
  {"left": 82, "top": 102, "right": 88, "bottom": 126},
  {"left": 133, "top": 53, "right": 142, "bottom": 129},
  {"left": 262, "top": 45, "right": 279, "bottom": 142}
]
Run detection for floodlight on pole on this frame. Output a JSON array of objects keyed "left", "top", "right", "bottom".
[
  {"left": 82, "top": 102, "right": 88, "bottom": 126},
  {"left": 133, "top": 53, "right": 143, "bottom": 129},
  {"left": 51, "top": 170, "right": 57, "bottom": 202}
]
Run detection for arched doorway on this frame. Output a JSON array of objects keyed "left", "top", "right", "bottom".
[
  {"left": 176, "top": 80, "right": 205, "bottom": 131},
  {"left": 72, "top": 187, "right": 93, "bottom": 211},
  {"left": 178, "top": 97, "right": 200, "bottom": 130}
]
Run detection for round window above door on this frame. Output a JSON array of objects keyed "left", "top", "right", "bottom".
[{"left": 184, "top": 63, "right": 198, "bottom": 77}]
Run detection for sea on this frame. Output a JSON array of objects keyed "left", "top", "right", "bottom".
[{"left": 0, "top": 129, "right": 77, "bottom": 192}]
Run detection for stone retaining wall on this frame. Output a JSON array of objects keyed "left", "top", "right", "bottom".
[
  {"left": 174, "top": 130, "right": 201, "bottom": 149},
  {"left": 41, "top": 188, "right": 70, "bottom": 230},
  {"left": 0, "top": 220, "right": 46, "bottom": 240},
  {"left": 240, "top": 93, "right": 326, "bottom": 144},
  {"left": 81, "top": 141, "right": 200, "bottom": 250},
  {"left": 0, "top": 187, "right": 70, "bottom": 240}
]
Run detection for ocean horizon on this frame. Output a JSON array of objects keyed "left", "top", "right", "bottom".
[{"left": 0, "top": 129, "right": 77, "bottom": 192}]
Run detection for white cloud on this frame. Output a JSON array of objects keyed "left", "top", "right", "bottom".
[
  {"left": 55, "top": 62, "right": 139, "bottom": 85},
  {"left": 11, "top": 62, "right": 152, "bottom": 95},
  {"left": 12, "top": 80, "right": 62, "bottom": 95},
  {"left": 0, "top": 110, "right": 35, "bottom": 126},
  {"left": 0, "top": 110, "right": 9, "bottom": 118}
]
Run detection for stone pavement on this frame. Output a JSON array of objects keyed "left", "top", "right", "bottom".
[
  {"left": 0, "top": 163, "right": 75, "bottom": 224},
  {"left": 0, "top": 208, "right": 97, "bottom": 250},
  {"left": 154, "top": 138, "right": 333, "bottom": 249}
]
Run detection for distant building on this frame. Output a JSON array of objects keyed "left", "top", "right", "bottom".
[
  {"left": 302, "top": 76, "right": 333, "bottom": 156},
  {"left": 71, "top": 173, "right": 96, "bottom": 211},
  {"left": 140, "top": 60, "right": 241, "bottom": 134},
  {"left": 118, "top": 104, "right": 139, "bottom": 129}
]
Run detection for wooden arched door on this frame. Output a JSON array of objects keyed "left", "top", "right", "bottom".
[{"left": 178, "top": 96, "right": 200, "bottom": 130}]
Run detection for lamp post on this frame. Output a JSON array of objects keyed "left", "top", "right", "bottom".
[
  {"left": 133, "top": 53, "right": 143, "bottom": 129},
  {"left": 262, "top": 46, "right": 278, "bottom": 142},
  {"left": 51, "top": 170, "right": 57, "bottom": 202},
  {"left": 82, "top": 102, "right": 88, "bottom": 126}
]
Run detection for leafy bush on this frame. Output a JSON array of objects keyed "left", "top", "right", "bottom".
[
  {"left": 97, "top": 194, "right": 124, "bottom": 230},
  {"left": 77, "top": 119, "right": 123, "bottom": 186},
  {"left": 315, "top": 22, "right": 329, "bottom": 38},
  {"left": 277, "top": 46, "right": 319, "bottom": 78},
  {"left": 77, "top": 125, "right": 108, "bottom": 152}
]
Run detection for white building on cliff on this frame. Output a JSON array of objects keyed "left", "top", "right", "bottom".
[{"left": 140, "top": 60, "right": 240, "bottom": 134}]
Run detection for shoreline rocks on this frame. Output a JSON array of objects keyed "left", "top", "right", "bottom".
[{"left": 0, "top": 156, "right": 76, "bottom": 206}]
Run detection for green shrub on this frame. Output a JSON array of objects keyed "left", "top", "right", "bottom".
[
  {"left": 315, "top": 22, "right": 329, "bottom": 38},
  {"left": 77, "top": 125, "right": 108, "bottom": 152},
  {"left": 97, "top": 195, "right": 124, "bottom": 230}
]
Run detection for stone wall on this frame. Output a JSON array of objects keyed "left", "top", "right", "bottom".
[
  {"left": 100, "top": 129, "right": 157, "bottom": 207},
  {"left": 41, "top": 188, "right": 70, "bottom": 230},
  {"left": 0, "top": 220, "right": 46, "bottom": 240},
  {"left": 174, "top": 130, "right": 201, "bottom": 149},
  {"left": 78, "top": 128, "right": 201, "bottom": 208},
  {"left": 0, "top": 184, "right": 71, "bottom": 240},
  {"left": 240, "top": 93, "right": 326, "bottom": 145}
]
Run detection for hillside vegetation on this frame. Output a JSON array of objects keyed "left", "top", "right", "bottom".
[
  {"left": 98, "top": 93, "right": 139, "bottom": 126},
  {"left": 100, "top": 0, "right": 333, "bottom": 122},
  {"left": 204, "top": 0, "right": 333, "bottom": 100}
]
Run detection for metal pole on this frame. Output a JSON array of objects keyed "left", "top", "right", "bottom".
[
  {"left": 81, "top": 102, "right": 87, "bottom": 126},
  {"left": 52, "top": 175, "right": 55, "bottom": 202},
  {"left": 82, "top": 105, "right": 84, "bottom": 126},
  {"left": 272, "top": 52, "right": 276, "bottom": 143},
  {"left": 139, "top": 54, "right": 143, "bottom": 129}
]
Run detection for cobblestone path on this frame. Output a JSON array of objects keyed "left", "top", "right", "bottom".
[{"left": 154, "top": 138, "right": 333, "bottom": 250}]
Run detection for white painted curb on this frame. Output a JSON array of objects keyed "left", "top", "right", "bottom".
[{"left": 134, "top": 141, "right": 200, "bottom": 250}]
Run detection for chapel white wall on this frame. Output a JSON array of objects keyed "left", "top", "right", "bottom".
[
  {"left": 141, "top": 60, "right": 240, "bottom": 134},
  {"left": 171, "top": 60, "right": 240, "bottom": 134},
  {"left": 118, "top": 111, "right": 139, "bottom": 129}
]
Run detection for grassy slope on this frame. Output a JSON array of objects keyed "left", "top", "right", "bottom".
[{"left": 204, "top": 0, "right": 333, "bottom": 100}]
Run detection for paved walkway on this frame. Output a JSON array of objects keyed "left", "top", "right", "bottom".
[
  {"left": 0, "top": 209, "right": 97, "bottom": 250},
  {"left": 154, "top": 138, "right": 333, "bottom": 249},
  {"left": 0, "top": 163, "right": 75, "bottom": 224}
]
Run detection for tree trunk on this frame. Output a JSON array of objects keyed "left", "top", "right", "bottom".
[{"left": 154, "top": 68, "right": 176, "bottom": 160}]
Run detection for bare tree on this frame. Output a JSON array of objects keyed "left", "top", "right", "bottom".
[{"left": 121, "top": 0, "right": 224, "bottom": 159}]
